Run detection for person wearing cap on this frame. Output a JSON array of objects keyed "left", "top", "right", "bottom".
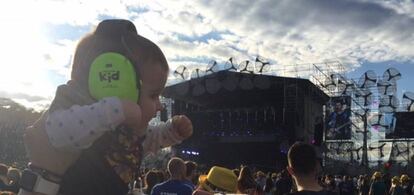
[
  {"left": 193, "top": 166, "right": 238, "bottom": 195},
  {"left": 151, "top": 157, "right": 193, "bottom": 195},
  {"left": 20, "top": 19, "right": 193, "bottom": 195}
]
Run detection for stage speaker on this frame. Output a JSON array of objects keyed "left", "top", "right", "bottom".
[{"left": 392, "top": 112, "right": 414, "bottom": 138}]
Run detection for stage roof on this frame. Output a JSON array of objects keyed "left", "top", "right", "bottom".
[{"left": 162, "top": 70, "right": 329, "bottom": 109}]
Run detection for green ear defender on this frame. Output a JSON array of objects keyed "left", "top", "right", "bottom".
[{"left": 88, "top": 52, "right": 140, "bottom": 102}]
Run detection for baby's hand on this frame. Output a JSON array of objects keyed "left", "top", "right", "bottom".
[
  {"left": 171, "top": 115, "right": 193, "bottom": 139},
  {"left": 121, "top": 99, "right": 144, "bottom": 136}
]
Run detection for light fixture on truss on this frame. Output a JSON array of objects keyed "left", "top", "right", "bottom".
[
  {"left": 238, "top": 60, "right": 254, "bottom": 74},
  {"left": 329, "top": 142, "right": 344, "bottom": 155},
  {"left": 402, "top": 92, "right": 414, "bottom": 112},
  {"left": 377, "top": 79, "right": 397, "bottom": 95},
  {"left": 254, "top": 56, "right": 271, "bottom": 74},
  {"left": 358, "top": 70, "right": 377, "bottom": 89},
  {"left": 369, "top": 143, "right": 386, "bottom": 158},
  {"left": 223, "top": 57, "right": 238, "bottom": 72},
  {"left": 337, "top": 80, "right": 355, "bottom": 96},
  {"left": 379, "top": 95, "right": 399, "bottom": 113},
  {"left": 392, "top": 142, "right": 409, "bottom": 157},
  {"left": 353, "top": 146, "right": 363, "bottom": 160},
  {"left": 253, "top": 56, "right": 271, "bottom": 89},
  {"left": 355, "top": 88, "right": 373, "bottom": 107},
  {"left": 383, "top": 67, "right": 402, "bottom": 82},
  {"left": 173, "top": 65, "right": 189, "bottom": 80},
  {"left": 369, "top": 114, "right": 389, "bottom": 132},
  {"left": 205, "top": 60, "right": 219, "bottom": 75},
  {"left": 173, "top": 65, "right": 190, "bottom": 95},
  {"left": 320, "top": 73, "right": 340, "bottom": 92}
]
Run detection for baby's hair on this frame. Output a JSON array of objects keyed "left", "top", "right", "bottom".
[{"left": 70, "top": 19, "right": 168, "bottom": 89}]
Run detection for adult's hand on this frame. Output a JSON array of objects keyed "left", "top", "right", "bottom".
[{"left": 24, "top": 113, "right": 80, "bottom": 180}]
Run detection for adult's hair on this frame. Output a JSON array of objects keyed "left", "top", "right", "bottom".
[
  {"left": 70, "top": 19, "right": 169, "bottom": 91},
  {"left": 167, "top": 157, "right": 186, "bottom": 179},
  {"left": 144, "top": 170, "right": 159, "bottom": 194},
  {"left": 263, "top": 174, "right": 274, "bottom": 193},
  {"left": 156, "top": 170, "right": 165, "bottom": 183},
  {"left": 288, "top": 142, "right": 318, "bottom": 176},
  {"left": 237, "top": 166, "right": 258, "bottom": 192},
  {"left": 391, "top": 176, "right": 400, "bottom": 186},
  {"left": 185, "top": 161, "right": 197, "bottom": 177},
  {"left": 371, "top": 172, "right": 382, "bottom": 182}
]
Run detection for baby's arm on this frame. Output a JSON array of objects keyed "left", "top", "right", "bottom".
[
  {"left": 143, "top": 115, "right": 193, "bottom": 155},
  {"left": 45, "top": 97, "right": 141, "bottom": 151}
]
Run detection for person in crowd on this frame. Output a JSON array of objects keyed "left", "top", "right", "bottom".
[
  {"left": 390, "top": 176, "right": 404, "bottom": 195},
  {"left": 286, "top": 142, "right": 336, "bottom": 195},
  {"left": 369, "top": 172, "right": 386, "bottom": 195},
  {"left": 143, "top": 170, "right": 159, "bottom": 195},
  {"left": 193, "top": 166, "right": 238, "bottom": 195},
  {"left": 324, "top": 175, "right": 336, "bottom": 192},
  {"left": 237, "top": 166, "right": 263, "bottom": 194},
  {"left": 5, "top": 168, "right": 20, "bottom": 193},
  {"left": 183, "top": 161, "right": 197, "bottom": 190},
  {"left": 263, "top": 173, "right": 275, "bottom": 195},
  {"left": 0, "top": 164, "right": 15, "bottom": 195},
  {"left": 156, "top": 170, "right": 166, "bottom": 184},
  {"left": 0, "top": 164, "right": 8, "bottom": 191},
  {"left": 20, "top": 19, "right": 193, "bottom": 195},
  {"left": 358, "top": 175, "right": 370, "bottom": 195},
  {"left": 151, "top": 157, "right": 193, "bottom": 195},
  {"left": 334, "top": 175, "right": 342, "bottom": 191},
  {"left": 256, "top": 171, "right": 267, "bottom": 190},
  {"left": 400, "top": 174, "right": 412, "bottom": 195},
  {"left": 338, "top": 175, "right": 354, "bottom": 195},
  {"left": 275, "top": 170, "right": 293, "bottom": 195}
]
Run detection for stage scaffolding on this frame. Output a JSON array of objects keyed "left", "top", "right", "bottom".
[
  {"left": 236, "top": 59, "right": 413, "bottom": 172},
  {"left": 278, "top": 60, "right": 414, "bottom": 173},
  {"left": 163, "top": 58, "right": 412, "bottom": 173}
]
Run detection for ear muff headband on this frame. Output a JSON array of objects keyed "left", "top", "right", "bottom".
[{"left": 88, "top": 52, "right": 140, "bottom": 102}]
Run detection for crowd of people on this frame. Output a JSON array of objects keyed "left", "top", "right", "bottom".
[{"left": 3, "top": 142, "right": 414, "bottom": 195}]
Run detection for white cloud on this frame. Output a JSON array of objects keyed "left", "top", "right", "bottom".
[{"left": 0, "top": 0, "right": 413, "bottom": 109}]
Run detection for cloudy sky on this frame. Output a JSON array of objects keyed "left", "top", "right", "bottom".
[{"left": 0, "top": 0, "right": 413, "bottom": 110}]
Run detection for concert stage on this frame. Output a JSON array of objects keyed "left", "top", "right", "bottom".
[{"left": 162, "top": 70, "right": 329, "bottom": 170}]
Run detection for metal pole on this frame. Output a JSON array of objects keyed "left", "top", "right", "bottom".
[{"left": 362, "top": 113, "right": 369, "bottom": 171}]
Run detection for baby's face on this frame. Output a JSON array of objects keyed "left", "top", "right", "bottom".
[{"left": 137, "top": 63, "right": 168, "bottom": 130}]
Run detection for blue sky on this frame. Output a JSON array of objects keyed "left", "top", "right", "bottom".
[{"left": 0, "top": 0, "right": 413, "bottom": 110}]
